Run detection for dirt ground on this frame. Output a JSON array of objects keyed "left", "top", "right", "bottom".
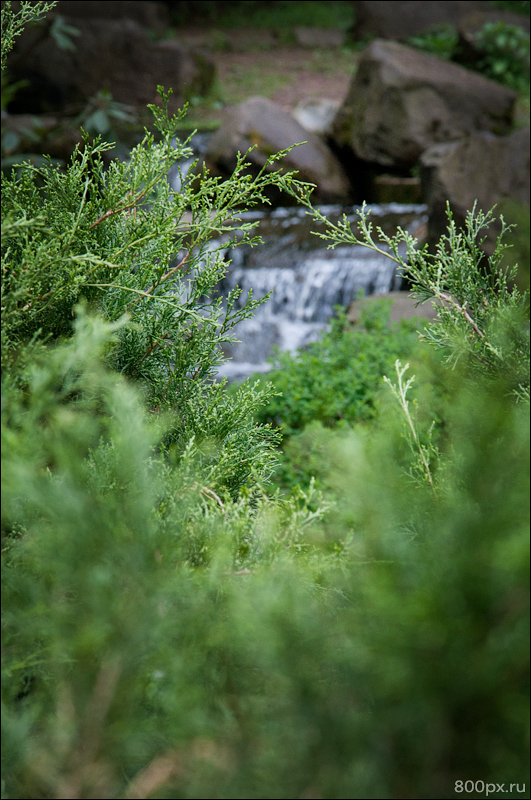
[
  {"left": 216, "top": 47, "right": 355, "bottom": 110},
  {"left": 178, "top": 26, "right": 358, "bottom": 120}
]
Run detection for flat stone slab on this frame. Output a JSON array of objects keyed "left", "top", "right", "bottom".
[{"left": 348, "top": 291, "right": 441, "bottom": 325}]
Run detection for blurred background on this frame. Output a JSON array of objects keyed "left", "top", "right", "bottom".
[{"left": 3, "top": 0, "right": 529, "bottom": 374}]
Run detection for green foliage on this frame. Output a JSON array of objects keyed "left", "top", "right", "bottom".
[
  {"left": 251, "top": 300, "right": 425, "bottom": 489},
  {"left": 2, "top": 3, "right": 529, "bottom": 798},
  {"left": 0, "top": 0, "right": 78, "bottom": 71},
  {"left": 383, "top": 359, "right": 440, "bottom": 490},
  {"left": 48, "top": 13, "right": 80, "bottom": 52},
  {"left": 1, "top": 311, "right": 329, "bottom": 798},
  {"left": 406, "top": 24, "right": 460, "bottom": 61},
  {"left": 2, "top": 308, "right": 529, "bottom": 800},
  {"left": 75, "top": 90, "right": 137, "bottom": 139},
  {"left": 474, "top": 20, "right": 531, "bottom": 91},
  {"left": 256, "top": 302, "right": 421, "bottom": 439},
  {"left": 316, "top": 382, "right": 530, "bottom": 799},
  {"left": 0, "top": 0, "right": 57, "bottom": 72},
  {"left": 304, "top": 202, "right": 530, "bottom": 401},
  {"left": 407, "top": 17, "right": 530, "bottom": 94},
  {"left": 269, "top": 201, "right": 529, "bottom": 491},
  {"left": 170, "top": 0, "right": 355, "bottom": 31}
]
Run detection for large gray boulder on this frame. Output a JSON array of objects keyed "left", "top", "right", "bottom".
[
  {"left": 55, "top": 1, "right": 170, "bottom": 33},
  {"left": 351, "top": 1, "right": 490, "bottom": 41},
  {"left": 7, "top": 14, "right": 214, "bottom": 114},
  {"left": 420, "top": 127, "right": 530, "bottom": 252},
  {"left": 333, "top": 39, "right": 517, "bottom": 168},
  {"left": 204, "top": 97, "right": 351, "bottom": 204}
]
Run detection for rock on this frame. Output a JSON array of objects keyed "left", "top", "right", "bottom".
[
  {"left": 332, "top": 39, "right": 516, "bottom": 168},
  {"left": 292, "top": 98, "right": 340, "bottom": 136},
  {"left": 203, "top": 96, "right": 351, "bottom": 204},
  {"left": 7, "top": 15, "right": 215, "bottom": 115},
  {"left": 459, "top": 8, "right": 531, "bottom": 38},
  {"left": 420, "top": 127, "right": 530, "bottom": 253},
  {"left": 54, "top": 1, "right": 170, "bottom": 33},
  {"left": 350, "top": 1, "right": 487, "bottom": 41},
  {"left": 293, "top": 27, "right": 347, "bottom": 48},
  {"left": 455, "top": 10, "right": 531, "bottom": 73},
  {"left": 348, "top": 291, "right": 441, "bottom": 325}
]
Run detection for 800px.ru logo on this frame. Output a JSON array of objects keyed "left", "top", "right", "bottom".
[{"left": 455, "top": 781, "right": 526, "bottom": 796}]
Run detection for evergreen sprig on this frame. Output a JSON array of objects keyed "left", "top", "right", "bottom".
[
  {"left": 2, "top": 68, "right": 314, "bottom": 495},
  {"left": 1, "top": 0, "right": 57, "bottom": 72},
  {"left": 305, "top": 201, "right": 530, "bottom": 399}
]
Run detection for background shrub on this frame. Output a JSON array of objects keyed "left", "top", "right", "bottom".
[{"left": 255, "top": 300, "right": 421, "bottom": 437}]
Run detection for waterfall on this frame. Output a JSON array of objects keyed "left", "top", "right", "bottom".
[
  {"left": 164, "top": 137, "right": 427, "bottom": 380},
  {"left": 212, "top": 204, "right": 428, "bottom": 380}
]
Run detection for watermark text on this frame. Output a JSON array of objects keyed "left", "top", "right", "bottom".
[{"left": 455, "top": 781, "right": 526, "bottom": 796}]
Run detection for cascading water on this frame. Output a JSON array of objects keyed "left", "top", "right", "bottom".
[
  {"left": 211, "top": 204, "right": 428, "bottom": 380},
  {"left": 165, "top": 135, "right": 428, "bottom": 381}
]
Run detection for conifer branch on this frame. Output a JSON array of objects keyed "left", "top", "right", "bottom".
[
  {"left": 437, "top": 292, "right": 485, "bottom": 339},
  {"left": 143, "top": 250, "right": 190, "bottom": 298},
  {"left": 89, "top": 186, "right": 151, "bottom": 229},
  {"left": 384, "top": 361, "right": 436, "bottom": 489},
  {"left": 135, "top": 334, "right": 171, "bottom": 372},
  {"left": 84, "top": 284, "right": 208, "bottom": 321}
]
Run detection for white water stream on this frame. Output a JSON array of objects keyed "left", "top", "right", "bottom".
[
  {"left": 211, "top": 204, "right": 427, "bottom": 380},
  {"left": 165, "top": 135, "right": 428, "bottom": 380}
]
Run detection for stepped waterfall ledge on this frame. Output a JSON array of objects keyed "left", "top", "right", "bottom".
[
  {"left": 172, "top": 203, "right": 426, "bottom": 379},
  {"left": 163, "top": 132, "right": 427, "bottom": 380},
  {"left": 209, "top": 204, "right": 427, "bottom": 380}
]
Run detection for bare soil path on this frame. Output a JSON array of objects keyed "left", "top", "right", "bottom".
[{"left": 177, "top": 27, "right": 359, "bottom": 123}]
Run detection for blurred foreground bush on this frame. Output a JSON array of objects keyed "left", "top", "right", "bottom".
[
  {"left": 2, "top": 3, "right": 529, "bottom": 799},
  {"left": 2, "top": 304, "right": 529, "bottom": 800}
]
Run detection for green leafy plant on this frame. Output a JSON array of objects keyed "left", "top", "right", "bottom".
[
  {"left": 303, "top": 201, "right": 530, "bottom": 401},
  {"left": 251, "top": 300, "right": 427, "bottom": 489},
  {"left": 48, "top": 13, "right": 80, "bottom": 52},
  {"left": 406, "top": 24, "right": 460, "bottom": 61},
  {"left": 474, "top": 20, "right": 531, "bottom": 91},
  {"left": 74, "top": 89, "right": 137, "bottom": 138},
  {"left": 406, "top": 16, "right": 530, "bottom": 95},
  {"left": 256, "top": 302, "right": 421, "bottom": 438}
]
